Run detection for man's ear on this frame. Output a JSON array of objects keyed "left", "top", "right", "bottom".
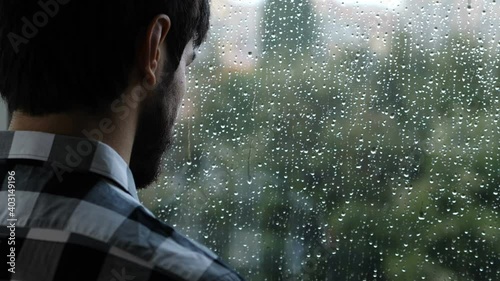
[{"left": 139, "top": 15, "right": 171, "bottom": 87}]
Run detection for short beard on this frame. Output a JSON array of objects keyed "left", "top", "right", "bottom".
[{"left": 129, "top": 71, "right": 181, "bottom": 190}]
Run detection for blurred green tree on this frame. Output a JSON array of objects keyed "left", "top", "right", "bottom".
[{"left": 141, "top": 1, "right": 500, "bottom": 280}]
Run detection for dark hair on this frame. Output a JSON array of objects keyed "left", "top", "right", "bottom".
[{"left": 0, "top": 0, "right": 210, "bottom": 115}]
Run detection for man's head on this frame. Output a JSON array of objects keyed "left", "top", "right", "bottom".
[{"left": 0, "top": 0, "right": 210, "bottom": 188}]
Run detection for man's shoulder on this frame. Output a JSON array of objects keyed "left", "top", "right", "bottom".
[
  {"left": 0, "top": 166, "right": 243, "bottom": 281},
  {"left": 84, "top": 187, "right": 243, "bottom": 281},
  {"left": 66, "top": 182, "right": 244, "bottom": 281}
]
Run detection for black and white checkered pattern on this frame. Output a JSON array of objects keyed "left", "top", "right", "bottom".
[{"left": 0, "top": 131, "right": 244, "bottom": 281}]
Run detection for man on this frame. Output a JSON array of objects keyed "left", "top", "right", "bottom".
[{"left": 0, "top": 0, "right": 244, "bottom": 280}]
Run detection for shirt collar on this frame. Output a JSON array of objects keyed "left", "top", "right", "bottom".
[{"left": 0, "top": 131, "right": 139, "bottom": 201}]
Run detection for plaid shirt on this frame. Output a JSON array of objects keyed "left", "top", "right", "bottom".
[{"left": 0, "top": 131, "right": 243, "bottom": 281}]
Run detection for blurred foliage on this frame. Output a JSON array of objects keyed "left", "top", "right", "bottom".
[{"left": 140, "top": 0, "right": 500, "bottom": 280}]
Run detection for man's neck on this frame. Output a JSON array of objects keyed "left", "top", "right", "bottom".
[{"left": 9, "top": 111, "right": 137, "bottom": 164}]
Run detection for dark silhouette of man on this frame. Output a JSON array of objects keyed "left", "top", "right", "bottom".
[{"left": 0, "top": 0, "right": 244, "bottom": 280}]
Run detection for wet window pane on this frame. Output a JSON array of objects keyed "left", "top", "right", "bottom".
[{"left": 140, "top": 0, "right": 500, "bottom": 280}]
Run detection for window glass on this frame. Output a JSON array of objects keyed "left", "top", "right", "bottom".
[{"left": 140, "top": 0, "right": 500, "bottom": 279}]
